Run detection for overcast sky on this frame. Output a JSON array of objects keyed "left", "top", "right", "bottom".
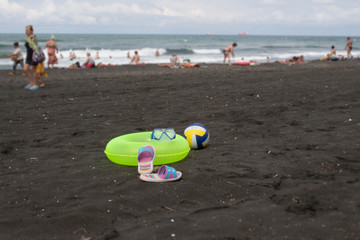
[{"left": 1, "top": 0, "right": 359, "bottom": 35}]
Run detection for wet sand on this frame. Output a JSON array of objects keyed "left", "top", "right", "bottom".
[{"left": 1, "top": 61, "right": 360, "bottom": 239}]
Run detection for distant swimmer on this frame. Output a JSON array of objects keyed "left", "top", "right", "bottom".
[
  {"left": 223, "top": 42, "right": 237, "bottom": 66},
  {"left": 155, "top": 49, "right": 160, "bottom": 57},
  {"left": 96, "top": 52, "right": 100, "bottom": 59},
  {"left": 346, "top": 37, "right": 353, "bottom": 58},
  {"left": 69, "top": 52, "right": 76, "bottom": 60}
]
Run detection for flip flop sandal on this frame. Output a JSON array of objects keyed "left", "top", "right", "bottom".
[
  {"left": 29, "top": 85, "right": 39, "bottom": 91},
  {"left": 24, "top": 84, "right": 32, "bottom": 89},
  {"left": 137, "top": 145, "right": 155, "bottom": 174},
  {"left": 140, "top": 165, "right": 182, "bottom": 183}
]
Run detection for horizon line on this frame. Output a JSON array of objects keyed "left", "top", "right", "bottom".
[{"left": 0, "top": 32, "right": 358, "bottom": 37}]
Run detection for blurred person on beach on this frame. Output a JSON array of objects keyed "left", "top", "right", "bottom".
[
  {"left": 346, "top": 37, "right": 353, "bottom": 58},
  {"left": 24, "top": 25, "right": 40, "bottom": 90},
  {"left": 223, "top": 42, "right": 237, "bottom": 65},
  {"left": 276, "top": 55, "right": 305, "bottom": 64},
  {"left": 158, "top": 52, "right": 182, "bottom": 68},
  {"left": 183, "top": 58, "right": 201, "bottom": 68},
  {"left": 129, "top": 51, "right": 140, "bottom": 64},
  {"left": 69, "top": 52, "right": 76, "bottom": 60},
  {"left": 96, "top": 52, "right": 100, "bottom": 59},
  {"left": 82, "top": 52, "right": 95, "bottom": 68},
  {"left": 7, "top": 42, "right": 24, "bottom": 76},
  {"left": 155, "top": 49, "right": 160, "bottom": 57},
  {"left": 68, "top": 52, "right": 95, "bottom": 69},
  {"left": 170, "top": 52, "right": 181, "bottom": 68},
  {"left": 36, "top": 62, "right": 47, "bottom": 87},
  {"left": 249, "top": 60, "right": 262, "bottom": 65},
  {"left": 290, "top": 55, "right": 305, "bottom": 64},
  {"left": 45, "top": 35, "right": 58, "bottom": 68},
  {"left": 330, "top": 45, "right": 336, "bottom": 55},
  {"left": 68, "top": 62, "right": 81, "bottom": 69}
]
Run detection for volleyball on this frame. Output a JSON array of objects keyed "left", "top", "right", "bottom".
[{"left": 184, "top": 123, "right": 209, "bottom": 149}]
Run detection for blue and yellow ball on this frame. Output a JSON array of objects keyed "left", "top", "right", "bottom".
[{"left": 184, "top": 123, "right": 209, "bottom": 149}]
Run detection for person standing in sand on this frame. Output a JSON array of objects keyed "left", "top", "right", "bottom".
[
  {"left": 223, "top": 43, "right": 237, "bottom": 66},
  {"left": 7, "top": 42, "right": 24, "bottom": 76},
  {"left": 45, "top": 35, "right": 58, "bottom": 68},
  {"left": 36, "top": 62, "right": 47, "bottom": 87},
  {"left": 24, "top": 25, "right": 40, "bottom": 90},
  {"left": 346, "top": 37, "right": 353, "bottom": 58}
]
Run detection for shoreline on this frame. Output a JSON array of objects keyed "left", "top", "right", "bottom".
[{"left": 1, "top": 34, "right": 359, "bottom": 70}]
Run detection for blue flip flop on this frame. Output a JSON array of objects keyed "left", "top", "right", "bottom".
[
  {"left": 29, "top": 85, "right": 39, "bottom": 91},
  {"left": 24, "top": 84, "right": 32, "bottom": 89}
]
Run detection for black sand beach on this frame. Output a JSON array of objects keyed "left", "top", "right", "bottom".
[{"left": 1, "top": 61, "right": 360, "bottom": 239}]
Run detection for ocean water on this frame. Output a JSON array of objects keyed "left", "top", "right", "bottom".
[{"left": 0, "top": 34, "right": 358, "bottom": 69}]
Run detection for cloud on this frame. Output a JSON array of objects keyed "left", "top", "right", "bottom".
[
  {"left": 312, "top": 0, "right": 334, "bottom": 3},
  {"left": 0, "top": 0, "right": 24, "bottom": 21},
  {"left": 262, "top": 0, "right": 277, "bottom": 4},
  {"left": 0, "top": 0, "right": 359, "bottom": 34},
  {"left": 161, "top": 7, "right": 181, "bottom": 17}
]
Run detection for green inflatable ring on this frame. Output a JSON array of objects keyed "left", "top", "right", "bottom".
[{"left": 104, "top": 132, "right": 190, "bottom": 166}]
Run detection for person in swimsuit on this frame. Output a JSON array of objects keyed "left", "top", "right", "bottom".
[
  {"left": 45, "top": 35, "right": 58, "bottom": 68},
  {"left": 223, "top": 42, "right": 237, "bottom": 66},
  {"left": 346, "top": 37, "right": 353, "bottom": 58},
  {"left": 129, "top": 51, "right": 140, "bottom": 64},
  {"left": 24, "top": 25, "right": 40, "bottom": 90},
  {"left": 330, "top": 45, "right": 336, "bottom": 55},
  {"left": 276, "top": 55, "right": 305, "bottom": 64}
]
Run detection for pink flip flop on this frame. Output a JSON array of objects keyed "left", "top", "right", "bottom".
[
  {"left": 140, "top": 165, "right": 182, "bottom": 182},
  {"left": 137, "top": 145, "right": 155, "bottom": 174}
]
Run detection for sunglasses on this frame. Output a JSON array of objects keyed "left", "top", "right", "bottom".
[{"left": 151, "top": 128, "right": 176, "bottom": 141}]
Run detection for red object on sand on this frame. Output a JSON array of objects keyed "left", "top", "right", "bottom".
[{"left": 234, "top": 61, "right": 250, "bottom": 66}]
